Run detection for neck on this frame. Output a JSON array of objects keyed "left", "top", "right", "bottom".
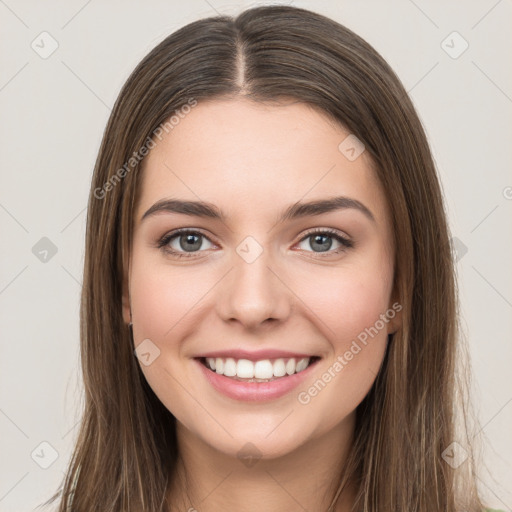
[{"left": 167, "top": 412, "right": 357, "bottom": 512}]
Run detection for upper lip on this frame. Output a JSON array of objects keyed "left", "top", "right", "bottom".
[{"left": 195, "top": 349, "right": 318, "bottom": 361}]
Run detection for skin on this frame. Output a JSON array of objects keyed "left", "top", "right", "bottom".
[{"left": 122, "top": 98, "right": 402, "bottom": 511}]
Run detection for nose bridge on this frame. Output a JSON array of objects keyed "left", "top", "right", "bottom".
[{"left": 218, "top": 234, "right": 290, "bottom": 327}]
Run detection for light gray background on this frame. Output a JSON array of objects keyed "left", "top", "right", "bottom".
[{"left": 0, "top": 0, "right": 511, "bottom": 510}]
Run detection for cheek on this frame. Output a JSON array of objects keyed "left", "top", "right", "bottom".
[
  {"left": 293, "top": 261, "right": 394, "bottom": 348},
  {"left": 130, "top": 254, "right": 208, "bottom": 342},
  {"left": 129, "top": 255, "right": 204, "bottom": 414},
  {"left": 131, "top": 274, "right": 173, "bottom": 340},
  {"left": 293, "top": 271, "right": 392, "bottom": 426}
]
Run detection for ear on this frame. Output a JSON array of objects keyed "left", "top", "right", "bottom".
[
  {"left": 121, "top": 270, "right": 132, "bottom": 325},
  {"left": 387, "top": 285, "right": 403, "bottom": 335},
  {"left": 387, "top": 302, "right": 403, "bottom": 334}
]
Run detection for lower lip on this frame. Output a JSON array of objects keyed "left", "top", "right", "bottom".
[{"left": 194, "top": 358, "right": 320, "bottom": 402}]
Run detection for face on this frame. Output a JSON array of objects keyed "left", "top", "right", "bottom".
[{"left": 122, "top": 98, "right": 401, "bottom": 460}]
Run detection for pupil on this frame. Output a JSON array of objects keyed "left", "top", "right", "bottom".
[
  {"left": 180, "top": 234, "right": 201, "bottom": 252},
  {"left": 311, "top": 234, "right": 331, "bottom": 252}
]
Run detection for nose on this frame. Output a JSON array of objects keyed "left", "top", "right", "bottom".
[{"left": 217, "top": 246, "right": 292, "bottom": 330}]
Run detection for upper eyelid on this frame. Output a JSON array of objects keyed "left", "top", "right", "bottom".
[{"left": 166, "top": 228, "right": 218, "bottom": 245}]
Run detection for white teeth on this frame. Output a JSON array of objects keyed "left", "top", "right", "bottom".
[
  {"left": 223, "top": 358, "right": 236, "bottom": 377},
  {"left": 204, "top": 356, "right": 312, "bottom": 380},
  {"left": 296, "top": 358, "right": 309, "bottom": 372},
  {"left": 273, "top": 359, "right": 286, "bottom": 377},
  {"left": 254, "top": 360, "right": 273, "bottom": 379},
  {"left": 236, "top": 359, "right": 254, "bottom": 378}
]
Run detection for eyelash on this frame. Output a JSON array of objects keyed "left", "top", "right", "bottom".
[{"left": 156, "top": 228, "right": 354, "bottom": 260}]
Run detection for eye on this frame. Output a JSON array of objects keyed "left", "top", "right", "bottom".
[
  {"left": 295, "top": 228, "right": 353, "bottom": 257},
  {"left": 156, "top": 227, "right": 353, "bottom": 260},
  {"left": 157, "top": 229, "right": 215, "bottom": 258}
]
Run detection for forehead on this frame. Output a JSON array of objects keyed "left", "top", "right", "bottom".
[{"left": 135, "top": 98, "right": 389, "bottom": 228}]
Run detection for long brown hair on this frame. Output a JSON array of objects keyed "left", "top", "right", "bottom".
[{"left": 41, "top": 5, "right": 486, "bottom": 511}]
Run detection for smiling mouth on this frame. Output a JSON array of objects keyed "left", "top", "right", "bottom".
[{"left": 196, "top": 356, "right": 321, "bottom": 382}]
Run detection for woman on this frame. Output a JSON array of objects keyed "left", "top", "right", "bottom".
[{"left": 41, "top": 5, "right": 501, "bottom": 511}]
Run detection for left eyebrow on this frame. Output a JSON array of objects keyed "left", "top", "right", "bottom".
[{"left": 140, "top": 196, "right": 376, "bottom": 224}]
